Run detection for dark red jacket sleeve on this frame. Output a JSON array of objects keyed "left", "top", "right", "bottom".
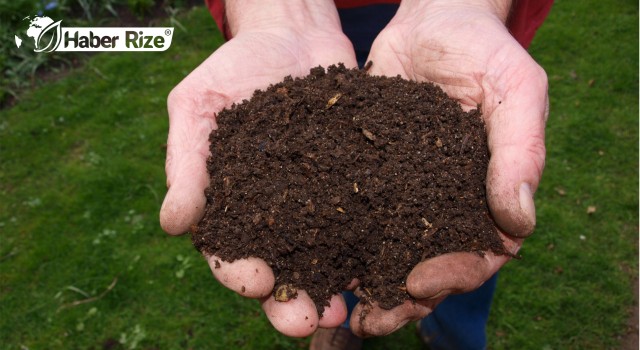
[
  {"left": 506, "top": 0, "right": 553, "bottom": 48},
  {"left": 204, "top": 0, "right": 553, "bottom": 49}
]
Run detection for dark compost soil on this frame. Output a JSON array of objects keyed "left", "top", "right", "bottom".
[{"left": 191, "top": 64, "right": 507, "bottom": 315}]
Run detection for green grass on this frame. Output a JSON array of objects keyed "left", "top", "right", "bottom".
[
  {"left": 0, "top": 2, "right": 637, "bottom": 349},
  {"left": 487, "top": 0, "right": 639, "bottom": 348}
]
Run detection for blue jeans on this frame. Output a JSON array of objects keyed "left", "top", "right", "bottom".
[{"left": 338, "top": 4, "right": 399, "bottom": 68}]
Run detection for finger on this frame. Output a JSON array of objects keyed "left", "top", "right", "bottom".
[
  {"left": 160, "top": 86, "right": 225, "bottom": 235},
  {"left": 206, "top": 255, "right": 275, "bottom": 298},
  {"left": 159, "top": 151, "right": 208, "bottom": 235},
  {"left": 484, "top": 55, "right": 548, "bottom": 238},
  {"left": 318, "top": 294, "right": 348, "bottom": 328},
  {"left": 349, "top": 298, "right": 440, "bottom": 337},
  {"left": 406, "top": 248, "right": 517, "bottom": 300},
  {"left": 345, "top": 278, "right": 360, "bottom": 291},
  {"left": 364, "top": 35, "right": 409, "bottom": 79},
  {"left": 261, "top": 290, "right": 319, "bottom": 337}
]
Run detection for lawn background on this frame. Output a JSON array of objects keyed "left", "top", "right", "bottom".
[{"left": 0, "top": 1, "right": 637, "bottom": 349}]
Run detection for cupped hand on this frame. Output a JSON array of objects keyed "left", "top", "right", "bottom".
[
  {"left": 350, "top": 0, "right": 548, "bottom": 337},
  {"left": 160, "top": 4, "right": 357, "bottom": 337}
]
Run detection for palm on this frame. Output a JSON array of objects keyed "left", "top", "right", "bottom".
[
  {"left": 164, "top": 30, "right": 357, "bottom": 211},
  {"left": 371, "top": 13, "right": 534, "bottom": 108},
  {"left": 350, "top": 10, "right": 548, "bottom": 337},
  {"left": 161, "top": 29, "right": 357, "bottom": 337}
]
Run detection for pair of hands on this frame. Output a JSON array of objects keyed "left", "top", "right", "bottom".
[{"left": 160, "top": 0, "right": 548, "bottom": 338}]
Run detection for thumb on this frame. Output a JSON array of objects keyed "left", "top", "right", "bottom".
[
  {"left": 160, "top": 87, "right": 224, "bottom": 235},
  {"left": 485, "top": 57, "right": 548, "bottom": 238},
  {"left": 160, "top": 151, "right": 209, "bottom": 235}
]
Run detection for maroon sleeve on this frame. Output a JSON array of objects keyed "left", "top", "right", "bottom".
[
  {"left": 205, "top": 0, "right": 231, "bottom": 40},
  {"left": 507, "top": 0, "right": 554, "bottom": 48},
  {"left": 205, "top": 0, "right": 553, "bottom": 49}
]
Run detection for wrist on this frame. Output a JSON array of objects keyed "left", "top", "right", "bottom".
[
  {"left": 394, "top": 0, "right": 513, "bottom": 25},
  {"left": 225, "top": 0, "right": 343, "bottom": 37}
]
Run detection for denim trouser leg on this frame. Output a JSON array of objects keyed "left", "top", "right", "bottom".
[{"left": 419, "top": 273, "right": 499, "bottom": 350}]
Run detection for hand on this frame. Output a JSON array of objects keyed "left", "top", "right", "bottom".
[
  {"left": 159, "top": 0, "right": 357, "bottom": 337},
  {"left": 350, "top": 0, "right": 548, "bottom": 336}
]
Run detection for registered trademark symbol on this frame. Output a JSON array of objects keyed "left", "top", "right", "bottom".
[{"left": 165, "top": 29, "right": 171, "bottom": 36}]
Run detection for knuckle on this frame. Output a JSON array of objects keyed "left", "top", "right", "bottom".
[
  {"left": 167, "top": 85, "right": 184, "bottom": 111},
  {"left": 533, "top": 63, "right": 548, "bottom": 88},
  {"left": 406, "top": 274, "right": 425, "bottom": 296},
  {"left": 527, "top": 136, "right": 546, "bottom": 178}
]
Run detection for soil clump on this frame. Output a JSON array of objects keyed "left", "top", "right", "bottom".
[{"left": 192, "top": 64, "right": 507, "bottom": 315}]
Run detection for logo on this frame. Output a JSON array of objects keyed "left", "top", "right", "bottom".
[{"left": 15, "top": 15, "right": 173, "bottom": 52}]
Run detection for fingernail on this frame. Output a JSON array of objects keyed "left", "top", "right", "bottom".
[
  {"left": 519, "top": 183, "right": 536, "bottom": 228},
  {"left": 425, "top": 289, "right": 449, "bottom": 300}
]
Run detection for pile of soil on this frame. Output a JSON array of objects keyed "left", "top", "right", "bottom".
[{"left": 191, "top": 64, "right": 507, "bottom": 315}]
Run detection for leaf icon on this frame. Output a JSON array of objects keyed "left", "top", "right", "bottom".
[{"left": 34, "top": 20, "right": 62, "bottom": 53}]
